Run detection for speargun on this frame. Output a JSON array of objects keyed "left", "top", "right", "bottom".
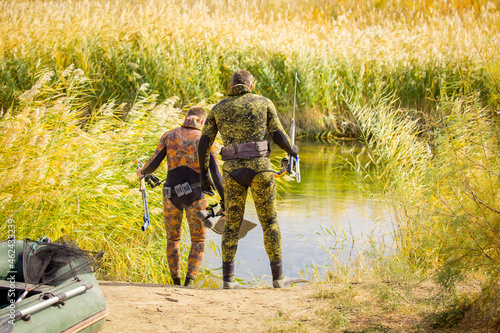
[
  {"left": 136, "top": 159, "right": 151, "bottom": 231},
  {"left": 277, "top": 73, "right": 301, "bottom": 182}
]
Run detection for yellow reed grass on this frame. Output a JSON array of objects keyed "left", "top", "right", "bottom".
[{"left": 1, "top": 0, "right": 498, "bottom": 132}]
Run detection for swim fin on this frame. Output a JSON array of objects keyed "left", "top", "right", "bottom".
[
  {"left": 273, "top": 277, "right": 310, "bottom": 288},
  {"left": 204, "top": 216, "right": 257, "bottom": 240}
]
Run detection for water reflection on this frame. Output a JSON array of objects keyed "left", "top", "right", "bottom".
[{"left": 203, "top": 140, "right": 392, "bottom": 284}]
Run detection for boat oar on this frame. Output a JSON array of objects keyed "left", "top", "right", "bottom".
[{"left": 0, "top": 283, "right": 93, "bottom": 332}]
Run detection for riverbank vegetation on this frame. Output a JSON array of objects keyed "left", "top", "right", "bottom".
[
  {"left": 1, "top": 0, "right": 499, "bottom": 331},
  {"left": 1, "top": 0, "right": 499, "bottom": 133},
  {"left": 317, "top": 95, "right": 500, "bottom": 332}
]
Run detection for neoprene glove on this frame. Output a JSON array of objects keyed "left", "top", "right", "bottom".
[
  {"left": 291, "top": 144, "right": 299, "bottom": 157},
  {"left": 200, "top": 171, "right": 215, "bottom": 196}
]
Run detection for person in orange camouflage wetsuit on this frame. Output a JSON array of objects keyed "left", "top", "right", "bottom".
[{"left": 137, "top": 107, "right": 223, "bottom": 287}]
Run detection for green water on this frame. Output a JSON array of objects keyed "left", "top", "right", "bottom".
[{"left": 204, "top": 140, "right": 392, "bottom": 283}]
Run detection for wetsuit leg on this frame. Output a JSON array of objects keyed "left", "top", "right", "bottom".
[
  {"left": 185, "top": 198, "right": 208, "bottom": 280},
  {"left": 222, "top": 171, "right": 248, "bottom": 276},
  {"left": 163, "top": 196, "right": 184, "bottom": 281},
  {"left": 250, "top": 172, "right": 282, "bottom": 267}
]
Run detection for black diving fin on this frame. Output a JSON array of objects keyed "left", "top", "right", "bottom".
[{"left": 196, "top": 202, "right": 257, "bottom": 240}]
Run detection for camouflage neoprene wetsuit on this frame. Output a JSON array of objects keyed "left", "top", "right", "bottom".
[
  {"left": 141, "top": 115, "right": 223, "bottom": 283},
  {"left": 198, "top": 84, "right": 295, "bottom": 282}
]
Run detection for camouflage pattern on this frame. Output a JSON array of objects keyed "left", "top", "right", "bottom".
[
  {"left": 142, "top": 115, "right": 220, "bottom": 282},
  {"left": 163, "top": 197, "right": 207, "bottom": 280},
  {"left": 222, "top": 171, "right": 281, "bottom": 263},
  {"left": 200, "top": 84, "right": 293, "bottom": 276},
  {"left": 144, "top": 115, "right": 218, "bottom": 173},
  {"left": 201, "top": 84, "right": 293, "bottom": 174}
]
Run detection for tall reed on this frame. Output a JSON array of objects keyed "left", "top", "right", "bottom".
[{"left": 1, "top": 0, "right": 498, "bottom": 132}]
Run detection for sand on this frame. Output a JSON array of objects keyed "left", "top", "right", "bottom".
[{"left": 98, "top": 281, "right": 320, "bottom": 333}]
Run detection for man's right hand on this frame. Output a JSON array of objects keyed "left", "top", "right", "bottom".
[{"left": 201, "top": 172, "right": 215, "bottom": 196}]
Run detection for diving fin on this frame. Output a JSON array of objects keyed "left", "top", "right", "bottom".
[
  {"left": 283, "top": 278, "right": 310, "bottom": 286},
  {"left": 205, "top": 216, "right": 257, "bottom": 240},
  {"left": 273, "top": 277, "right": 310, "bottom": 288},
  {"left": 204, "top": 215, "right": 225, "bottom": 234}
]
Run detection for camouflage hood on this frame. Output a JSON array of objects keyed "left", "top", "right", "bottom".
[
  {"left": 182, "top": 115, "right": 203, "bottom": 131},
  {"left": 228, "top": 84, "right": 251, "bottom": 96}
]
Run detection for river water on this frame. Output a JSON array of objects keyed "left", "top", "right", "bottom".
[{"left": 203, "top": 140, "right": 393, "bottom": 285}]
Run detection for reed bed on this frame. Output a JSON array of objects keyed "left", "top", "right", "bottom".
[{"left": 1, "top": 0, "right": 499, "bottom": 132}]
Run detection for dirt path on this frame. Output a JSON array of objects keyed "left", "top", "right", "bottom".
[{"left": 99, "top": 281, "right": 322, "bottom": 333}]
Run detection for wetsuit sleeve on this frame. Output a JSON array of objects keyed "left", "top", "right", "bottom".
[
  {"left": 141, "top": 134, "right": 167, "bottom": 175},
  {"left": 266, "top": 100, "right": 294, "bottom": 155},
  {"left": 209, "top": 146, "right": 224, "bottom": 201},
  {"left": 198, "top": 110, "right": 218, "bottom": 174}
]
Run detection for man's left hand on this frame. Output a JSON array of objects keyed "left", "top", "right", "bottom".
[{"left": 201, "top": 171, "right": 215, "bottom": 196}]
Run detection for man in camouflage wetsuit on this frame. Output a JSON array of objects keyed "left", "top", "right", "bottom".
[
  {"left": 137, "top": 107, "right": 223, "bottom": 287},
  {"left": 198, "top": 70, "right": 298, "bottom": 288}
]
